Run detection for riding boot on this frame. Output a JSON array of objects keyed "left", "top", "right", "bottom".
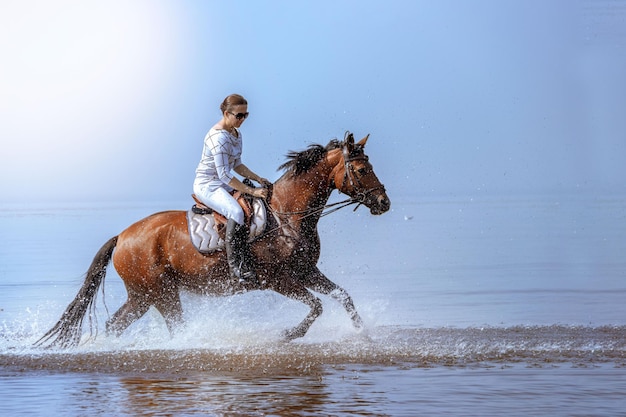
[{"left": 225, "top": 219, "right": 258, "bottom": 285}]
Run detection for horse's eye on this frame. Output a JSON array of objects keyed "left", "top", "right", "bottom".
[{"left": 358, "top": 168, "right": 367, "bottom": 175}]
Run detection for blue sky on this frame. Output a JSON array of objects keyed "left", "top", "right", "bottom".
[{"left": 1, "top": 0, "right": 624, "bottom": 203}]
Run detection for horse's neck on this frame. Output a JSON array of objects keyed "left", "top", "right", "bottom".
[{"left": 272, "top": 161, "right": 335, "bottom": 230}]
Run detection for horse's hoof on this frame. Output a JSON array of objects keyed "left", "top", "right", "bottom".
[
  {"left": 281, "top": 328, "right": 301, "bottom": 342},
  {"left": 352, "top": 314, "right": 364, "bottom": 330}
]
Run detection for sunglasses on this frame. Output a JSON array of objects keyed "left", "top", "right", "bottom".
[{"left": 229, "top": 111, "right": 249, "bottom": 120}]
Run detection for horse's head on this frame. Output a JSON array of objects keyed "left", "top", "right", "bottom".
[{"left": 334, "top": 132, "right": 391, "bottom": 215}]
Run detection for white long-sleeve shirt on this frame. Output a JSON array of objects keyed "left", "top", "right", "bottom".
[{"left": 194, "top": 128, "right": 242, "bottom": 192}]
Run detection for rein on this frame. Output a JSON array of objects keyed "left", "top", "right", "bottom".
[
  {"left": 262, "top": 183, "right": 382, "bottom": 238},
  {"left": 263, "top": 182, "right": 385, "bottom": 237},
  {"left": 266, "top": 195, "right": 359, "bottom": 221},
  {"left": 259, "top": 196, "right": 363, "bottom": 240}
]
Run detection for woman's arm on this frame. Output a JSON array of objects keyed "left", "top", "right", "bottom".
[
  {"left": 228, "top": 163, "right": 269, "bottom": 199},
  {"left": 234, "top": 164, "right": 269, "bottom": 185}
]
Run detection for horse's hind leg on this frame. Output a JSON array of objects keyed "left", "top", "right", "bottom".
[
  {"left": 303, "top": 268, "right": 363, "bottom": 330},
  {"left": 153, "top": 288, "right": 184, "bottom": 335},
  {"left": 106, "top": 295, "right": 150, "bottom": 337},
  {"left": 105, "top": 291, "right": 183, "bottom": 338}
]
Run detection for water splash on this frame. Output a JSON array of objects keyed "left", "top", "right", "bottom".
[
  {"left": 2, "top": 291, "right": 625, "bottom": 372},
  {"left": 2, "top": 324, "right": 625, "bottom": 373}
]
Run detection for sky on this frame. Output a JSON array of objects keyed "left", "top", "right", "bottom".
[{"left": 1, "top": 0, "right": 625, "bottom": 204}]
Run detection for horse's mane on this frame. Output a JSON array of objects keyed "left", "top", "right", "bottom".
[{"left": 278, "top": 139, "right": 342, "bottom": 175}]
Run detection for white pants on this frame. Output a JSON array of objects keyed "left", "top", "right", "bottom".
[{"left": 193, "top": 184, "right": 245, "bottom": 225}]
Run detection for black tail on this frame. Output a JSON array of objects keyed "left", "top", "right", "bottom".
[{"left": 34, "top": 236, "right": 118, "bottom": 349}]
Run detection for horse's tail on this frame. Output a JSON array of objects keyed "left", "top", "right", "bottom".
[{"left": 34, "top": 236, "right": 118, "bottom": 349}]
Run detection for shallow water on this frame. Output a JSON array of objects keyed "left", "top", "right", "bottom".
[{"left": 1, "top": 195, "right": 625, "bottom": 415}]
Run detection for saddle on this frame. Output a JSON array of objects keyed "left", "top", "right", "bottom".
[
  {"left": 187, "top": 191, "right": 267, "bottom": 254},
  {"left": 191, "top": 192, "right": 253, "bottom": 225}
]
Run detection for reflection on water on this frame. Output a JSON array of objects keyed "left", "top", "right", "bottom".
[
  {"left": 116, "top": 372, "right": 335, "bottom": 417},
  {"left": 2, "top": 356, "right": 626, "bottom": 416}
]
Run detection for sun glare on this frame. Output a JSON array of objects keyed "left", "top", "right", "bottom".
[{"left": 0, "top": 1, "right": 183, "bottom": 197}]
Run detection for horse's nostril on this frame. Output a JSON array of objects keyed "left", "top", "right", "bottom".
[{"left": 379, "top": 196, "right": 391, "bottom": 211}]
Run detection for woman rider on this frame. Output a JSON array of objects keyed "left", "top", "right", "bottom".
[{"left": 193, "top": 94, "right": 269, "bottom": 284}]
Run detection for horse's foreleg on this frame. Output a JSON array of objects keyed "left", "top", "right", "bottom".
[
  {"left": 329, "top": 287, "right": 363, "bottom": 330},
  {"left": 276, "top": 282, "right": 323, "bottom": 341},
  {"left": 304, "top": 268, "right": 364, "bottom": 330}
]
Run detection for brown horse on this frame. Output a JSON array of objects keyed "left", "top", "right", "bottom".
[{"left": 36, "top": 132, "right": 390, "bottom": 348}]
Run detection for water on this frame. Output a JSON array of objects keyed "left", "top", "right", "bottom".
[{"left": 1, "top": 194, "right": 626, "bottom": 416}]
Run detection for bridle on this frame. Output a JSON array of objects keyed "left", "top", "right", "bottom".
[
  {"left": 267, "top": 142, "right": 386, "bottom": 221},
  {"left": 340, "top": 146, "right": 387, "bottom": 212}
]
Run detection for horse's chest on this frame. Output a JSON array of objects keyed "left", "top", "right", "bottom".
[
  {"left": 290, "top": 237, "right": 321, "bottom": 264},
  {"left": 262, "top": 234, "right": 319, "bottom": 264}
]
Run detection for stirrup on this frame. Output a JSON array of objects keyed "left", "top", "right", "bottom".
[
  {"left": 229, "top": 260, "right": 258, "bottom": 285},
  {"left": 238, "top": 258, "right": 258, "bottom": 284},
  {"left": 239, "top": 268, "right": 258, "bottom": 285}
]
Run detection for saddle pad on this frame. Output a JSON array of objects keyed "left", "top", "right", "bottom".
[{"left": 187, "top": 199, "right": 267, "bottom": 254}]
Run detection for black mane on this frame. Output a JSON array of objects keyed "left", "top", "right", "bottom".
[{"left": 278, "top": 139, "right": 342, "bottom": 175}]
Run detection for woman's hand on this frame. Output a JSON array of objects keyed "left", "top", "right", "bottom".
[{"left": 252, "top": 187, "right": 269, "bottom": 200}]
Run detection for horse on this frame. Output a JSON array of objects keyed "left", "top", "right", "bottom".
[{"left": 36, "top": 132, "right": 390, "bottom": 348}]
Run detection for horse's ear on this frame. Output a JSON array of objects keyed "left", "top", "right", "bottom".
[
  {"left": 344, "top": 131, "right": 355, "bottom": 155},
  {"left": 357, "top": 134, "right": 370, "bottom": 147}
]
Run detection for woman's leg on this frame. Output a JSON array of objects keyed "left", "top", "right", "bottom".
[
  {"left": 194, "top": 186, "right": 245, "bottom": 225},
  {"left": 193, "top": 186, "right": 257, "bottom": 284}
]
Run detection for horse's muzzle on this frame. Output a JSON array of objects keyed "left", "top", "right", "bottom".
[{"left": 368, "top": 191, "right": 391, "bottom": 215}]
